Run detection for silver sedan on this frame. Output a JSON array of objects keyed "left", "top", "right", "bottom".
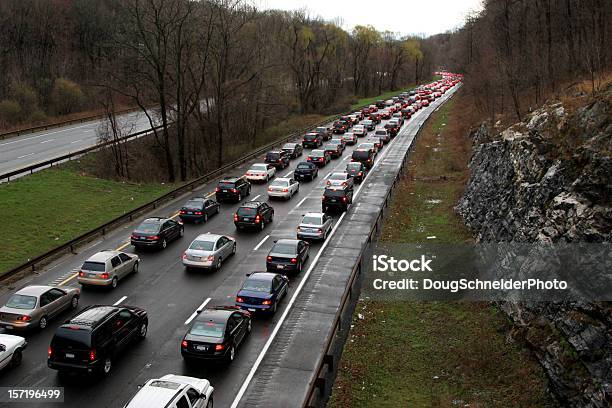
[
  {"left": 182, "top": 233, "right": 236, "bottom": 271},
  {"left": 0, "top": 285, "right": 80, "bottom": 331},
  {"left": 297, "top": 212, "right": 333, "bottom": 241}
]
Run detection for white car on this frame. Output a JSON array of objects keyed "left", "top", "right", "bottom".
[
  {"left": 326, "top": 172, "right": 354, "bottom": 189},
  {"left": 0, "top": 334, "right": 27, "bottom": 370},
  {"left": 341, "top": 132, "right": 357, "bottom": 145},
  {"left": 246, "top": 163, "right": 275, "bottom": 182},
  {"left": 268, "top": 177, "right": 299, "bottom": 200},
  {"left": 123, "top": 374, "right": 214, "bottom": 408},
  {"left": 352, "top": 125, "right": 366, "bottom": 137}
]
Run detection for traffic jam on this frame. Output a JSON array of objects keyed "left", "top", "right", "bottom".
[{"left": 0, "top": 75, "right": 461, "bottom": 407}]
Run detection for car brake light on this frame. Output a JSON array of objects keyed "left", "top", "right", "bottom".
[
  {"left": 232, "top": 188, "right": 238, "bottom": 193},
  {"left": 236, "top": 297, "right": 244, "bottom": 303},
  {"left": 262, "top": 300, "right": 273, "bottom": 305},
  {"left": 267, "top": 256, "right": 272, "bottom": 261},
  {"left": 180, "top": 210, "right": 186, "bottom": 214},
  {"left": 48, "top": 346, "right": 52, "bottom": 357},
  {"left": 79, "top": 271, "right": 85, "bottom": 277},
  {"left": 317, "top": 228, "right": 323, "bottom": 233},
  {"left": 150, "top": 235, "right": 159, "bottom": 240},
  {"left": 215, "top": 344, "right": 225, "bottom": 351},
  {"left": 255, "top": 215, "right": 261, "bottom": 223},
  {"left": 342, "top": 197, "right": 348, "bottom": 202},
  {"left": 181, "top": 340, "right": 188, "bottom": 348},
  {"left": 290, "top": 258, "right": 297, "bottom": 264},
  {"left": 215, "top": 187, "right": 221, "bottom": 192},
  {"left": 20, "top": 315, "right": 31, "bottom": 322},
  {"left": 89, "top": 349, "right": 96, "bottom": 361},
  {"left": 194, "top": 211, "right": 202, "bottom": 215},
  {"left": 233, "top": 214, "right": 238, "bottom": 222},
  {"left": 319, "top": 158, "right": 324, "bottom": 161},
  {"left": 282, "top": 188, "right": 288, "bottom": 192},
  {"left": 100, "top": 273, "right": 109, "bottom": 279}
]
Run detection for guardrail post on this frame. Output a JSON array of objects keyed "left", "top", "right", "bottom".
[{"left": 323, "top": 354, "right": 334, "bottom": 372}]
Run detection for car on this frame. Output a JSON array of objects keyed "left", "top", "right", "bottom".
[
  {"left": 375, "top": 100, "right": 385, "bottom": 108},
  {"left": 358, "top": 142, "right": 378, "bottom": 155},
  {"left": 368, "top": 104, "right": 378, "bottom": 112},
  {"left": 341, "top": 132, "right": 358, "bottom": 145},
  {"left": 307, "top": 149, "right": 330, "bottom": 166},
  {"left": 331, "top": 136, "right": 347, "bottom": 148},
  {"left": 351, "top": 148, "right": 375, "bottom": 169},
  {"left": 123, "top": 374, "right": 214, "bottom": 408},
  {"left": 293, "top": 161, "right": 318, "bottom": 181},
  {"left": 367, "top": 137, "right": 384, "bottom": 150},
  {"left": 265, "top": 150, "right": 290, "bottom": 170},
  {"left": 215, "top": 176, "right": 251, "bottom": 202},
  {"left": 77, "top": 250, "right": 139, "bottom": 288},
  {"left": 180, "top": 306, "right": 251, "bottom": 363},
  {"left": 0, "top": 334, "right": 27, "bottom": 370},
  {"left": 380, "top": 109, "right": 391, "bottom": 119},
  {"left": 327, "top": 171, "right": 354, "bottom": 188},
  {"left": 346, "top": 161, "right": 367, "bottom": 183},
  {"left": 368, "top": 112, "right": 381, "bottom": 124},
  {"left": 267, "top": 177, "right": 299, "bottom": 200},
  {"left": 421, "top": 99, "right": 430, "bottom": 107},
  {"left": 347, "top": 115, "right": 359, "bottom": 125},
  {"left": 234, "top": 201, "right": 274, "bottom": 231},
  {"left": 296, "top": 212, "right": 333, "bottom": 241},
  {"left": 182, "top": 234, "right": 236, "bottom": 271},
  {"left": 48, "top": 305, "right": 148, "bottom": 376},
  {"left": 373, "top": 129, "right": 391, "bottom": 143},
  {"left": 266, "top": 239, "right": 310, "bottom": 273},
  {"left": 401, "top": 108, "right": 413, "bottom": 118},
  {"left": 352, "top": 125, "right": 366, "bottom": 137},
  {"left": 131, "top": 217, "right": 184, "bottom": 250},
  {"left": 236, "top": 272, "right": 288, "bottom": 315},
  {"left": 314, "top": 126, "right": 332, "bottom": 141},
  {"left": 302, "top": 132, "right": 323, "bottom": 148},
  {"left": 361, "top": 119, "right": 375, "bottom": 131},
  {"left": 332, "top": 121, "right": 348, "bottom": 134},
  {"left": 281, "top": 143, "right": 303, "bottom": 159},
  {"left": 324, "top": 143, "right": 343, "bottom": 159},
  {"left": 0, "top": 285, "right": 80, "bottom": 331},
  {"left": 322, "top": 186, "right": 353, "bottom": 213},
  {"left": 361, "top": 106, "right": 371, "bottom": 115},
  {"left": 392, "top": 113, "right": 404, "bottom": 125},
  {"left": 179, "top": 197, "right": 220, "bottom": 223},
  {"left": 246, "top": 163, "right": 276, "bottom": 183},
  {"left": 352, "top": 111, "right": 365, "bottom": 120}
]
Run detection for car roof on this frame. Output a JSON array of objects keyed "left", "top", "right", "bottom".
[
  {"left": 126, "top": 380, "right": 186, "bottom": 407},
  {"left": 219, "top": 176, "right": 242, "bottom": 182},
  {"left": 274, "top": 239, "right": 300, "bottom": 246},
  {"left": 247, "top": 272, "right": 279, "bottom": 281},
  {"left": 240, "top": 201, "right": 264, "bottom": 208},
  {"left": 14, "top": 285, "right": 55, "bottom": 296},
  {"left": 303, "top": 212, "right": 324, "bottom": 218},
  {"left": 193, "top": 233, "right": 222, "bottom": 242},
  {"left": 66, "top": 305, "right": 119, "bottom": 328},
  {"left": 142, "top": 217, "right": 166, "bottom": 223},
  {"left": 195, "top": 308, "right": 234, "bottom": 322},
  {"left": 267, "top": 150, "right": 283, "bottom": 154},
  {"left": 310, "top": 149, "right": 324, "bottom": 154},
  {"left": 86, "top": 250, "right": 122, "bottom": 263}
]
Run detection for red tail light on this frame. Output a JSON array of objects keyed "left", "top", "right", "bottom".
[
  {"left": 215, "top": 187, "right": 221, "bottom": 192},
  {"left": 255, "top": 215, "right": 261, "bottom": 223},
  {"left": 282, "top": 188, "right": 289, "bottom": 192},
  {"left": 131, "top": 234, "right": 137, "bottom": 239},
  {"left": 181, "top": 340, "right": 188, "bottom": 348},
  {"left": 79, "top": 271, "right": 85, "bottom": 277},
  {"left": 236, "top": 297, "right": 244, "bottom": 303},
  {"left": 358, "top": 172, "right": 363, "bottom": 176},
  {"left": 180, "top": 210, "right": 186, "bottom": 214},
  {"left": 317, "top": 228, "right": 323, "bottom": 233},
  {"left": 290, "top": 258, "right": 298, "bottom": 264},
  {"left": 48, "top": 346, "right": 52, "bottom": 358},
  {"left": 233, "top": 214, "right": 238, "bottom": 222},
  {"left": 150, "top": 235, "right": 159, "bottom": 240},
  {"left": 367, "top": 159, "right": 372, "bottom": 163},
  {"left": 342, "top": 197, "right": 348, "bottom": 203},
  {"left": 89, "top": 349, "right": 96, "bottom": 361},
  {"left": 215, "top": 344, "right": 225, "bottom": 351},
  {"left": 206, "top": 255, "right": 214, "bottom": 261},
  {"left": 232, "top": 188, "right": 238, "bottom": 193},
  {"left": 267, "top": 256, "right": 272, "bottom": 261},
  {"left": 20, "top": 315, "right": 31, "bottom": 322},
  {"left": 194, "top": 211, "right": 202, "bottom": 215},
  {"left": 262, "top": 300, "right": 273, "bottom": 305},
  {"left": 100, "top": 272, "right": 109, "bottom": 279},
  {"left": 319, "top": 158, "right": 324, "bottom": 162}
]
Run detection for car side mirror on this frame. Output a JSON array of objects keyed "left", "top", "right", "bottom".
[
  {"left": 246, "top": 273, "right": 251, "bottom": 277},
  {"left": 273, "top": 240, "right": 278, "bottom": 243},
  {"left": 0, "top": 344, "right": 6, "bottom": 352}
]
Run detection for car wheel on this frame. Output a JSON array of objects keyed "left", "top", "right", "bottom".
[
  {"left": 71, "top": 296, "right": 79, "bottom": 309},
  {"left": 247, "top": 187, "right": 251, "bottom": 196},
  {"left": 232, "top": 243, "right": 237, "bottom": 255},
  {"left": 216, "top": 257, "right": 223, "bottom": 271},
  {"left": 260, "top": 220, "right": 265, "bottom": 231},
  {"left": 297, "top": 261, "right": 302, "bottom": 272},
  {"left": 133, "top": 262, "right": 139, "bottom": 274},
  {"left": 227, "top": 345, "right": 235, "bottom": 363},
  {"left": 179, "top": 227, "right": 184, "bottom": 238},
  {"left": 137, "top": 322, "right": 148, "bottom": 339},
  {"left": 216, "top": 205, "right": 220, "bottom": 214},
  {"left": 270, "top": 213, "right": 274, "bottom": 223},
  {"left": 204, "top": 213, "right": 209, "bottom": 223},
  {"left": 247, "top": 318, "right": 252, "bottom": 333},
  {"left": 161, "top": 239, "right": 167, "bottom": 249},
  {"left": 206, "top": 397, "right": 214, "bottom": 408},
  {"left": 101, "top": 356, "right": 112, "bottom": 376},
  {"left": 11, "top": 349, "right": 23, "bottom": 367},
  {"left": 111, "top": 276, "right": 118, "bottom": 289},
  {"left": 237, "top": 193, "right": 242, "bottom": 201},
  {"left": 39, "top": 316, "right": 48, "bottom": 330},
  {"left": 271, "top": 302, "right": 278, "bottom": 314}
]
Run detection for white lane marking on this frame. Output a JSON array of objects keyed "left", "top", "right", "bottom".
[
  {"left": 17, "top": 153, "right": 35, "bottom": 159},
  {"left": 323, "top": 172, "right": 331, "bottom": 179},
  {"left": 40, "top": 139, "right": 55, "bottom": 144},
  {"left": 184, "top": 298, "right": 211, "bottom": 325},
  {"left": 113, "top": 296, "right": 127, "bottom": 305},
  {"left": 70, "top": 139, "right": 82, "bottom": 144},
  {"left": 0, "top": 123, "right": 92, "bottom": 146},
  {"left": 343, "top": 155, "right": 350, "bottom": 161},
  {"left": 231, "top": 88, "right": 457, "bottom": 408},
  {"left": 283, "top": 170, "right": 294, "bottom": 177},
  {"left": 295, "top": 196, "right": 308, "bottom": 209},
  {"left": 251, "top": 194, "right": 261, "bottom": 201},
  {"left": 253, "top": 235, "right": 270, "bottom": 251}
]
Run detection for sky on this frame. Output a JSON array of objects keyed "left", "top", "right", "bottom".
[{"left": 257, "top": 0, "right": 483, "bottom": 37}]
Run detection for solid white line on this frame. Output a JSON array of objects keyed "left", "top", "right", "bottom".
[
  {"left": 253, "top": 235, "right": 270, "bottom": 251},
  {"left": 343, "top": 155, "right": 350, "bottom": 161},
  {"left": 70, "top": 139, "right": 82, "bottom": 144},
  {"left": 40, "top": 139, "right": 55, "bottom": 144},
  {"left": 0, "top": 123, "right": 92, "bottom": 146},
  {"left": 113, "top": 296, "right": 127, "bottom": 306},
  {"left": 251, "top": 194, "right": 261, "bottom": 201},
  {"left": 283, "top": 170, "right": 294, "bottom": 177},
  {"left": 17, "top": 153, "right": 35, "bottom": 159},
  {"left": 184, "top": 298, "right": 211, "bottom": 325},
  {"left": 295, "top": 196, "right": 308, "bottom": 208},
  {"left": 323, "top": 172, "right": 331, "bottom": 179}
]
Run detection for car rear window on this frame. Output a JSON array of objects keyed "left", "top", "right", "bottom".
[
  {"left": 297, "top": 163, "right": 313, "bottom": 169},
  {"left": 324, "top": 189, "right": 346, "bottom": 197},
  {"left": 190, "top": 321, "right": 224, "bottom": 338},
  {"left": 6, "top": 294, "right": 37, "bottom": 310},
  {"left": 53, "top": 327, "right": 91, "bottom": 349},
  {"left": 251, "top": 164, "right": 267, "bottom": 171},
  {"left": 271, "top": 243, "right": 296, "bottom": 255},
  {"left": 329, "top": 173, "right": 346, "bottom": 180},
  {"left": 266, "top": 152, "right": 280, "bottom": 160},
  {"left": 82, "top": 261, "right": 106, "bottom": 272},
  {"left": 242, "top": 279, "right": 272, "bottom": 292},
  {"left": 237, "top": 207, "right": 257, "bottom": 216},
  {"left": 310, "top": 150, "right": 324, "bottom": 157},
  {"left": 184, "top": 200, "right": 203, "bottom": 209},
  {"left": 303, "top": 134, "right": 316, "bottom": 141},
  {"left": 189, "top": 240, "right": 215, "bottom": 251},
  {"left": 218, "top": 182, "right": 235, "bottom": 189},
  {"left": 375, "top": 130, "right": 387, "bottom": 136},
  {"left": 302, "top": 215, "right": 322, "bottom": 225},
  {"left": 282, "top": 144, "right": 295, "bottom": 150},
  {"left": 316, "top": 127, "right": 326, "bottom": 132},
  {"left": 135, "top": 221, "right": 161, "bottom": 234},
  {"left": 352, "top": 150, "right": 370, "bottom": 160},
  {"left": 347, "top": 163, "right": 362, "bottom": 170}
]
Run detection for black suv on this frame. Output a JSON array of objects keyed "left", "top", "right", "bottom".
[
  {"left": 322, "top": 186, "right": 353, "bottom": 213},
  {"left": 351, "top": 148, "right": 375, "bottom": 169},
  {"left": 48, "top": 305, "right": 148, "bottom": 376},
  {"left": 131, "top": 217, "right": 184, "bottom": 250},
  {"left": 346, "top": 161, "right": 367, "bottom": 183},
  {"left": 294, "top": 162, "right": 318, "bottom": 181},
  {"left": 302, "top": 133, "right": 323, "bottom": 148},
  {"left": 215, "top": 177, "right": 251, "bottom": 203},
  {"left": 234, "top": 201, "right": 274, "bottom": 231},
  {"left": 265, "top": 150, "right": 290, "bottom": 169}
]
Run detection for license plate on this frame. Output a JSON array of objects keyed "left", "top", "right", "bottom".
[
  {"left": 65, "top": 353, "right": 75, "bottom": 359},
  {"left": 277, "top": 265, "right": 285, "bottom": 269},
  {"left": 244, "top": 218, "right": 251, "bottom": 221},
  {"left": 248, "top": 308, "right": 256, "bottom": 312},
  {"left": 4, "top": 325, "right": 13, "bottom": 330},
  {"left": 187, "top": 212, "right": 193, "bottom": 215},
  {"left": 330, "top": 199, "right": 337, "bottom": 202},
  {"left": 195, "top": 345, "right": 208, "bottom": 351},
  {"left": 223, "top": 190, "right": 228, "bottom": 192}
]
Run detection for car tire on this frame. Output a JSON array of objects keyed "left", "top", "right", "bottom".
[
  {"left": 216, "top": 205, "right": 220, "bottom": 214},
  {"left": 133, "top": 262, "right": 139, "bottom": 274},
  {"left": 161, "top": 239, "right": 167, "bottom": 249},
  {"left": 137, "top": 322, "right": 148, "bottom": 339},
  {"left": 71, "top": 296, "right": 79, "bottom": 309},
  {"left": 247, "top": 318, "right": 252, "bottom": 333},
  {"left": 11, "top": 348, "right": 23, "bottom": 367},
  {"left": 227, "top": 345, "right": 235, "bottom": 363},
  {"left": 260, "top": 220, "right": 265, "bottom": 231},
  {"left": 216, "top": 257, "right": 223, "bottom": 271},
  {"left": 179, "top": 227, "right": 184, "bottom": 238},
  {"left": 232, "top": 243, "right": 237, "bottom": 255},
  {"left": 203, "top": 213, "right": 208, "bottom": 223},
  {"left": 206, "top": 397, "right": 214, "bottom": 408},
  {"left": 237, "top": 193, "right": 242, "bottom": 202},
  {"left": 111, "top": 276, "right": 118, "bottom": 289},
  {"left": 38, "top": 316, "right": 48, "bottom": 330},
  {"left": 271, "top": 302, "right": 278, "bottom": 314},
  {"left": 297, "top": 261, "right": 302, "bottom": 273},
  {"left": 100, "top": 356, "right": 112, "bottom": 377}
]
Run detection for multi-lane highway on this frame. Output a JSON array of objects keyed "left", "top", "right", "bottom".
[{"left": 0, "top": 80, "right": 459, "bottom": 408}]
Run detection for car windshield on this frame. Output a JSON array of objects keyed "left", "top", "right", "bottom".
[
  {"left": 189, "top": 240, "right": 215, "bottom": 251},
  {"left": 190, "top": 321, "right": 225, "bottom": 338},
  {"left": 82, "top": 261, "right": 105, "bottom": 272},
  {"left": 237, "top": 207, "right": 257, "bottom": 216},
  {"left": 242, "top": 279, "right": 272, "bottom": 292},
  {"left": 271, "top": 243, "right": 296, "bottom": 255},
  {"left": 184, "top": 200, "right": 203, "bottom": 209},
  {"left": 134, "top": 221, "right": 160, "bottom": 234},
  {"left": 270, "top": 179, "right": 289, "bottom": 187},
  {"left": 6, "top": 294, "right": 37, "bottom": 310},
  {"left": 303, "top": 134, "right": 316, "bottom": 140},
  {"left": 251, "top": 164, "right": 267, "bottom": 171},
  {"left": 52, "top": 328, "right": 91, "bottom": 349},
  {"left": 329, "top": 173, "right": 346, "bottom": 181},
  {"left": 301, "top": 215, "right": 322, "bottom": 225}
]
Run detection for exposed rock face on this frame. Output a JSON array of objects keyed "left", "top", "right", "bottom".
[{"left": 456, "top": 88, "right": 611, "bottom": 407}]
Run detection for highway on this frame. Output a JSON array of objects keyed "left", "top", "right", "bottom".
[{"left": 0, "top": 82, "right": 458, "bottom": 408}]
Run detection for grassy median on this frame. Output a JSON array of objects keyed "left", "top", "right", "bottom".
[
  {"left": 329, "top": 92, "right": 555, "bottom": 407},
  {"left": 0, "top": 168, "right": 175, "bottom": 275}
]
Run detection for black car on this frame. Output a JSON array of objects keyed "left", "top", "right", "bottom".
[
  {"left": 179, "top": 197, "right": 220, "bottom": 223},
  {"left": 332, "top": 121, "right": 348, "bottom": 134},
  {"left": 324, "top": 143, "right": 343, "bottom": 159},
  {"left": 215, "top": 177, "right": 251, "bottom": 203},
  {"left": 234, "top": 201, "right": 274, "bottom": 231},
  {"left": 131, "top": 217, "right": 184, "bottom": 249},
  {"left": 294, "top": 162, "right": 318, "bottom": 181},
  {"left": 351, "top": 148, "right": 375, "bottom": 169},
  {"left": 307, "top": 149, "right": 330, "bottom": 167},
  {"left": 281, "top": 143, "right": 303, "bottom": 159},
  {"left": 181, "top": 307, "right": 251, "bottom": 363},
  {"left": 302, "top": 133, "right": 323, "bottom": 148},
  {"left": 314, "top": 126, "right": 332, "bottom": 141},
  {"left": 266, "top": 239, "right": 310, "bottom": 273},
  {"left": 375, "top": 100, "right": 386, "bottom": 108},
  {"left": 322, "top": 186, "right": 353, "bottom": 213},
  {"left": 346, "top": 162, "right": 367, "bottom": 183},
  {"left": 48, "top": 305, "right": 148, "bottom": 376},
  {"left": 265, "top": 150, "right": 290, "bottom": 170}
]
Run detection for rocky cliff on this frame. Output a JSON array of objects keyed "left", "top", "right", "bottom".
[{"left": 456, "top": 85, "right": 611, "bottom": 407}]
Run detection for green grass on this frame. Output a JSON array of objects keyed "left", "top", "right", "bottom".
[
  {"left": 330, "top": 91, "right": 555, "bottom": 408},
  {"left": 0, "top": 169, "right": 176, "bottom": 275}
]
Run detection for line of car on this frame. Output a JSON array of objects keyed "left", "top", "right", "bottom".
[{"left": 0, "top": 76, "right": 460, "bottom": 408}]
